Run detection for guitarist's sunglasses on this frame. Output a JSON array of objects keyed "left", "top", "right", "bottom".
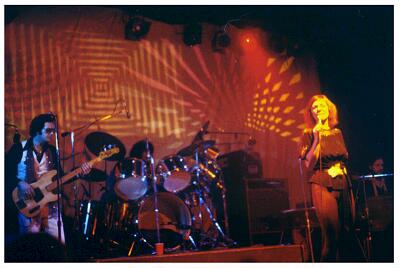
[{"left": 44, "top": 128, "right": 56, "bottom": 134}]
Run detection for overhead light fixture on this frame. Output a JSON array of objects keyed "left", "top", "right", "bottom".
[
  {"left": 183, "top": 23, "right": 202, "bottom": 46},
  {"left": 212, "top": 30, "right": 231, "bottom": 52},
  {"left": 125, "top": 17, "right": 151, "bottom": 41}
]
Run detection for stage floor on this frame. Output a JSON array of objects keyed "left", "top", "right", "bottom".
[{"left": 96, "top": 244, "right": 305, "bottom": 262}]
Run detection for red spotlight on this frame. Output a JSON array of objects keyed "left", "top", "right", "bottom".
[{"left": 241, "top": 31, "right": 258, "bottom": 49}]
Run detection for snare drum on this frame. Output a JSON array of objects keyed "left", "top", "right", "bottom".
[
  {"left": 157, "top": 155, "right": 192, "bottom": 193},
  {"left": 114, "top": 158, "right": 148, "bottom": 201}
]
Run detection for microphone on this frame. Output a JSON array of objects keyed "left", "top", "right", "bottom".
[{"left": 122, "top": 100, "right": 131, "bottom": 119}]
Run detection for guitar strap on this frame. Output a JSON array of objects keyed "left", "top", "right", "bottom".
[{"left": 25, "top": 147, "right": 36, "bottom": 184}]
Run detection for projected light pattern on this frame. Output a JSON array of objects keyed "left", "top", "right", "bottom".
[
  {"left": 244, "top": 56, "right": 306, "bottom": 143},
  {"left": 5, "top": 19, "right": 248, "bottom": 158}
]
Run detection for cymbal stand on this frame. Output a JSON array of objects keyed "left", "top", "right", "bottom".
[
  {"left": 298, "top": 158, "right": 315, "bottom": 262},
  {"left": 147, "top": 139, "right": 161, "bottom": 248},
  {"left": 126, "top": 140, "right": 161, "bottom": 256},
  {"left": 192, "top": 149, "right": 235, "bottom": 248},
  {"left": 217, "top": 173, "right": 231, "bottom": 238},
  {"left": 127, "top": 232, "right": 155, "bottom": 257},
  {"left": 70, "top": 131, "right": 81, "bottom": 232},
  {"left": 52, "top": 112, "right": 63, "bottom": 244}
]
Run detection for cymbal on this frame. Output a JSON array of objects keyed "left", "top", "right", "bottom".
[
  {"left": 81, "top": 168, "right": 108, "bottom": 182},
  {"left": 177, "top": 140, "right": 216, "bottom": 156},
  {"left": 84, "top": 131, "right": 126, "bottom": 161},
  {"left": 192, "top": 121, "right": 210, "bottom": 143}
]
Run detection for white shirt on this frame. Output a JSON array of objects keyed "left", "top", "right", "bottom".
[{"left": 17, "top": 140, "right": 51, "bottom": 182}]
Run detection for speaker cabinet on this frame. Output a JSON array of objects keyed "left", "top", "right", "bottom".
[{"left": 220, "top": 151, "right": 289, "bottom": 246}]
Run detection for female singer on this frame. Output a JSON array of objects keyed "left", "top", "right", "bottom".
[{"left": 299, "top": 95, "right": 355, "bottom": 261}]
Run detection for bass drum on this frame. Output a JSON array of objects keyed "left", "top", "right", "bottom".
[{"left": 138, "top": 192, "right": 191, "bottom": 251}]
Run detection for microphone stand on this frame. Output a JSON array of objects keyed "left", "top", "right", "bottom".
[
  {"left": 298, "top": 158, "right": 315, "bottom": 262},
  {"left": 52, "top": 112, "right": 63, "bottom": 244},
  {"left": 361, "top": 174, "right": 372, "bottom": 261},
  {"left": 60, "top": 103, "right": 123, "bottom": 234},
  {"left": 297, "top": 124, "right": 321, "bottom": 263},
  {"left": 70, "top": 131, "right": 81, "bottom": 232},
  {"left": 146, "top": 139, "right": 161, "bottom": 249},
  {"left": 62, "top": 111, "right": 123, "bottom": 138}
]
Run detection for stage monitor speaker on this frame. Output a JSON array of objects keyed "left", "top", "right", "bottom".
[{"left": 219, "top": 151, "right": 289, "bottom": 246}]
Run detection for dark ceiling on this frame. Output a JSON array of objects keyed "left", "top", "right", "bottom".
[{"left": 5, "top": 6, "right": 391, "bottom": 41}]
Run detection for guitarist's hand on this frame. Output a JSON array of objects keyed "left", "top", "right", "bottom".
[
  {"left": 17, "top": 181, "right": 34, "bottom": 200},
  {"left": 80, "top": 162, "right": 92, "bottom": 176}
]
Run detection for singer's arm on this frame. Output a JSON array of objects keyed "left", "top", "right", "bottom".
[
  {"left": 299, "top": 129, "right": 320, "bottom": 174},
  {"left": 304, "top": 134, "right": 319, "bottom": 170}
]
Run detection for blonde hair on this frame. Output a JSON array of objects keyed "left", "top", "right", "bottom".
[{"left": 304, "top": 94, "right": 339, "bottom": 128}]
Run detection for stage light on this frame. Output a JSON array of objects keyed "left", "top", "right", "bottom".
[
  {"left": 183, "top": 23, "right": 202, "bottom": 46},
  {"left": 212, "top": 30, "right": 231, "bottom": 52},
  {"left": 240, "top": 31, "right": 258, "bottom": 50},
  {"left": 125, "top": 17, "right": 151, "bottom": 41}
]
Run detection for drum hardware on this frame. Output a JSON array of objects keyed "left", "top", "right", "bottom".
[
  {"left": 66, "top": 130, "right": 125, "bottom": 247},
  {"left": 125, "top": 139, "right": 163, "bottom": 255},
  {"left": 60, "top": 122, "right": 239, "bottom": 256},
  {"left": 146, "top": 138, "right": 162, "bottom": 252},
  {"left": 156, "top": 155, "right": 192, "bottom": 193},
  {"left": 177, "top": 140, "right": 216, "bottom": 157},
  {"left": 127, "top": 233, "right": 155, "bottom": 257},
  {"left": 63, "top": 115, "right": 126, "bottom": 234},
  {"left": 188, "top": 146, "right": 236, "bottom": 249},
  {"left": 62, "top": 103, "right": 127, "bottom": 234},
  {"left": 113, "top": 158, "right": 148, "bottom": 201},
  {"left": 79, "top": 200, "right": 102, "bottom": 241},
  {"left": 189, "top": 120, "right": 210, "bottom": 145}
]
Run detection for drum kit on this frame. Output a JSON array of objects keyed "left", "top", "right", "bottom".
[{"left": 70, "top": 126, "right": 234, "bottom": 257}]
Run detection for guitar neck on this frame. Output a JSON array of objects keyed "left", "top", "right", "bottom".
[{"left": 47, "top": 157, "right": 101, "bottom": 192}]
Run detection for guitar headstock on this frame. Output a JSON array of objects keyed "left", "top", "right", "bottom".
[{"left": 98, "top": 147, "right": 120, "bottom": 160}]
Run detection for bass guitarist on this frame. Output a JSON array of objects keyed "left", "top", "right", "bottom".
[{"left": 6, "top": 113, "right": 92, "bottom": 244}]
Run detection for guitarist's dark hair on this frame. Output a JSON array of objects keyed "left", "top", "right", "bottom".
[{"left": 29, "top": 113, "right": 56, "bottom": 137}]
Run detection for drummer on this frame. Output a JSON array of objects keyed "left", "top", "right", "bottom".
[{"left": 129, "top": 139, "right": 154, "bottom": 160}]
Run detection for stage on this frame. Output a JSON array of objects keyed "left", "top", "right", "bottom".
[
  {"left": 4, "top": 5, "right": 394, "bottom": 265},
  {"left": 96, "top": 245, "right": 305, "bottom": 262}
]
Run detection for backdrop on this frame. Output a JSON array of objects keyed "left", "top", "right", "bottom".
[{"left": 5, "top": 6, "right": 321, "bottom": 208}]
